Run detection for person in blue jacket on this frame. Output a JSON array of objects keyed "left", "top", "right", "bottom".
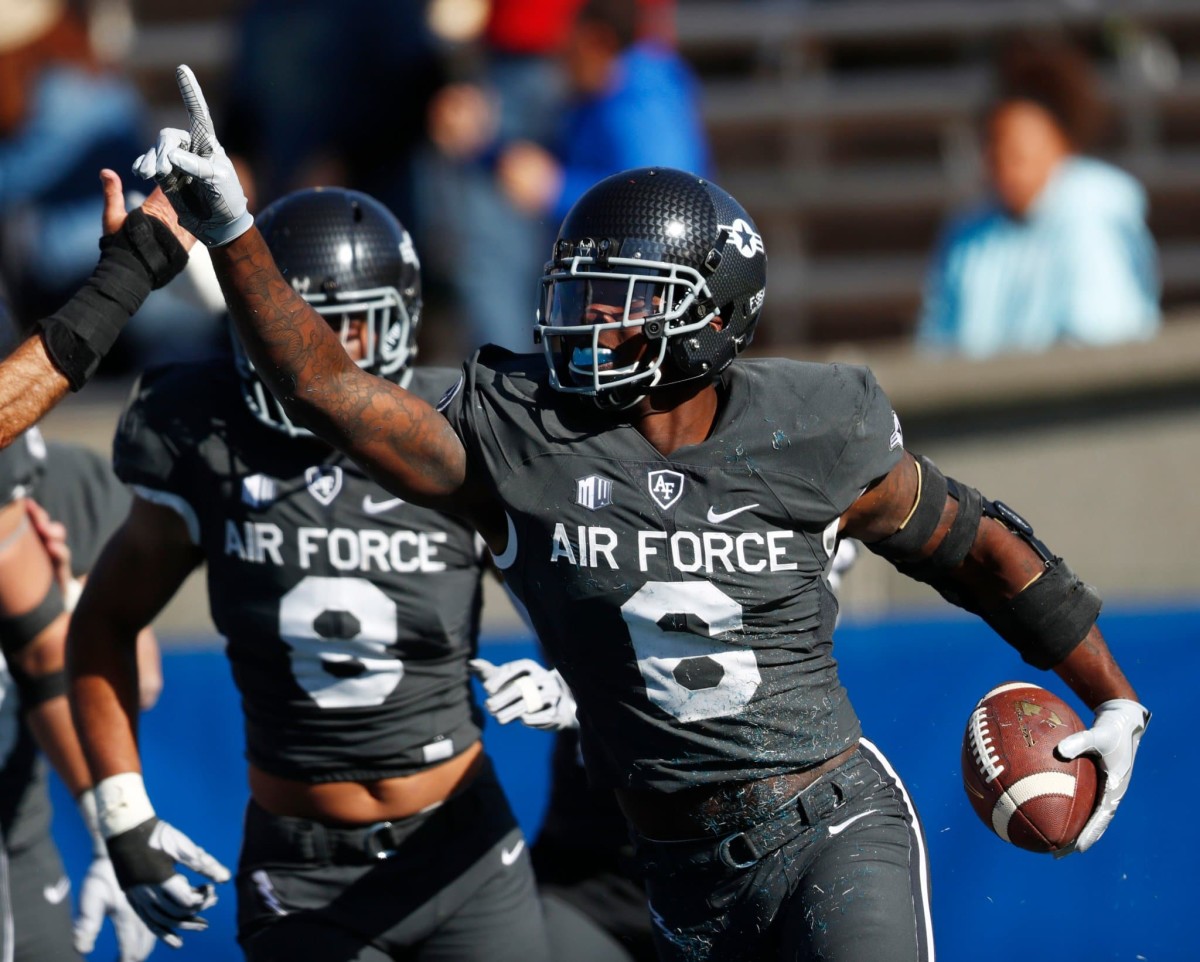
[
  {"left": 496, "top": 0, "right": 710, "bottom": 224},
  {"left": 918, "top": 37, "right": 1160, "bottom": 358}
]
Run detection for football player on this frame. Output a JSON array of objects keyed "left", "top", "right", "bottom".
[
  {"left": 66, "top": 186, "right": 549, "bottom": 961},
  {"left": 470, "top": 541, "right": 860, "bottom": 962},
  {"left": 0, "top": 427, "right": 157, "bottom": 962},
  {"left": 0, "top": 172, "right": 191, "bottom": 450},
  {"left": 137, "top": 68, "right": 1150, "bottom": 962}
]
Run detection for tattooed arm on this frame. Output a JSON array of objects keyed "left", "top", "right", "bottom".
[
  {"left": 209, "top": 228, "right": 489, "bottom": 519},
  {"left": 135, "top": 67, "right": 502, "bottom": 540}
]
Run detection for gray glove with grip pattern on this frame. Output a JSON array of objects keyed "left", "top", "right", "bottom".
[{"left": 132, "top": 65, "right": 252, "bottom": 247}]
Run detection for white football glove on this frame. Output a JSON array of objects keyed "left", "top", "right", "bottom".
[
  {"left": 132, "top": 65, "right": 252, "bottom": 247},
  {"left": 1054, "top": 698, "right": 1150, "bottom": 855},
  {"left": 76, "top": 790, "right": 157, "bottom": 961},
  {"left": 470, "top": 658, "right": 578, "bottom": 731},
  {"left": 74, "top": 857, "right": 158, "bottom": 961},
  {"left": 96, "top": 774, "right": 230, "bottom": 949}
]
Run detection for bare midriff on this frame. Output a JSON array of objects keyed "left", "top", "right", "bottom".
[{"left": 248, "top": 739, "right": 484, "bottom": 825}]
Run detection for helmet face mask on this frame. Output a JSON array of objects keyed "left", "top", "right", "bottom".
[
  {"left": 306, "top": 284, "right": 414, "bottom": 379},
  {"left": 232, "top": 187, "right": 422, "bottom": 437},
  {"left": 538, "top": 253, "right": 714, "bottom": 407},
  {"left": 536, "top": 168, "right": 766, "bottom": 410}
]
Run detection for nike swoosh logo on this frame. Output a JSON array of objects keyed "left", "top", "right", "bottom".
[
  {"left": 43, "top": 876, "right": 70, "bottom": 904},
  {"left": 500, "top": 839, "right": 525, "bottom": 866},
  {"left": 706, "top": 503, "right": 760, "bottom": 523},
  {"left": 827, "top": 809, "right": 877, "bottom": 837},
  {"left": 362, "top": 496, "right": 404, "bottom": 515},
  {"left": 649, "top": 905, "right": 672, "bottom": 935}
]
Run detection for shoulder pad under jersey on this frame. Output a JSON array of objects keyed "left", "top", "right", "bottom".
[{"left": 112, "top": 358, "right": 239, "bottom": 494}]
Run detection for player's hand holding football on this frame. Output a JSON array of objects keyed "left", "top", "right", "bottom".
[
  {"left": 470, "top": 658, "right": 578, "bottom": 731},
  {"left": 95, "top": 773, "right": 231, "bottom": 948},
  {"left": 132, "top": 64, "right": 253, "bottom": 247},
  {"left": 1054, "top": 698, "right": 1150, "bottom": 854}
]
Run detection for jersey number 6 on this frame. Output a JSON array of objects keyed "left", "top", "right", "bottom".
[{"left": 621, "top": 581, "right": 761, "bottom": 723}]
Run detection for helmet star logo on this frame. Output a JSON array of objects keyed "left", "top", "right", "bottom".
[{"left": 719, "top": 219, "right": 764, "bottom": 258}]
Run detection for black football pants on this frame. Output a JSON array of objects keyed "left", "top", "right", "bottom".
[
  {"left": 236, "top": 758, "right": 549, "bottom": 962},
  {"left": 633, "top": 740, "right": 934, "bottom": 962}
]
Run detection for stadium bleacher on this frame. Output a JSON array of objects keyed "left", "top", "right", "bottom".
[
  {"left": 677, "top": 0, "right": 1200, "bottom": 343},
  {"left": 123, "top": 0, "right": 1200, "bottom": 349}
]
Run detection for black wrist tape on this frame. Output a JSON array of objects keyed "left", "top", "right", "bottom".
[
  {"left": 930, "top": 479, "right": 983, "bottom": 569},
  {"left": 114, "top": 207, "right": 190, "bottom": 289},
  {"left": 39, "top": 210, "right": 189, "bottom": 391},
  {"left": 0, "top": 577, "right": 64, "bottom": 655},
  {"left": 981, "top": 558, "right": 1102, "bottom": 669}
]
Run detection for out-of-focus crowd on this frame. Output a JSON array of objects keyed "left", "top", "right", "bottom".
[{"left": 0, "top": 0, "right": 1164, "bottom": 376}]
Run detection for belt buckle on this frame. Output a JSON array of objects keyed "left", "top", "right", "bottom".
[
  {"left": 797, "top": 772, "right": 848, "bottom": 825},
  {"left": 363, "top": 821, "right": 398, "bottom": 860},
  {"left": 716, "top": 831, "right": 758, "bottom": 870}
]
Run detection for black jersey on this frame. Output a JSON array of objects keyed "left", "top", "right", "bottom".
[
  {"left": 35, "top": 440, "right": 132, "bottom": 576},
  {"left": 114, "top": 360, "right": 487, "bottom": 783},
  {"left": 0, "top": 431, "right": 130, "bottom": 565},
  {"left": 443, "top": 350, "right": 903, "bottom": 792}
]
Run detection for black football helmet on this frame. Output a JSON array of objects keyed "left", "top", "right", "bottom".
[
  {"left": 234, "top": 187, "right": 422, "bottom": 436},
  {"left": 536, "top": 167, "right": 767, "bottom": 409}
]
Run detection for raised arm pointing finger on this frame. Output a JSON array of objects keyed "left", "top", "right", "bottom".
[
  {"left": 177, "top": 63, "right": 218, "bottom": 158},
  {"left": 133, "top": 65, "right": 252, "bottom": 247}
]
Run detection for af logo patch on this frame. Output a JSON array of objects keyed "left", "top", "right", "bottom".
[
  {"left": 399, "top": 229, "right": 420, "bottom": 267},
  {"left": 648, "top": 470, "right": 685, "bottom": 510},
  {"left": 575, "top": 475, "right": 614, "bottom": 511},
  {"left": 305, "top": 465, "right": 343, "bottom": 506},
  {"left": 719, "top": 219, "right": 764, "bottom": 259}
]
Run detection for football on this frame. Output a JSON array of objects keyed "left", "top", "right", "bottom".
[{"left": 961, "top": 682, "right": 1098, "bottom": 853}]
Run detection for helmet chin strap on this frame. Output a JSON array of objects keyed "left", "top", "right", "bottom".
[
  {"left": 588, "top": 366, "right": 664, "bottom": 412},
  {"left": 592, "top": 388, "right": 646, "bottom": 412}
]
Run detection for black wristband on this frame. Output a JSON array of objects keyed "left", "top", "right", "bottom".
[
  {"left": 106, "top": 817, "right": 175, "bottom": 887},
  {"left": 0, "top": 576, "right": 64, "bottom": 655},
  {"left": 39, "top": 210, "right": 189, "bottom": 391},
  {"left": 11, "top": 667, "right": 67, "bottom": 710}
]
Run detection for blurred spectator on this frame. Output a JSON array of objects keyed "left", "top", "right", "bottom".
[
  {"left": 917, "top": 37, "right": 1160, "bottom": 358},
  {"left": 426, "top": 0, "right": 705, "bottom": 355},
  {"left": 496, "top": 0, "right": 708, "bottom": 223},
  {"left": 0, "top": 0, "right": 143, "bottom": 320},
  {"left": 0, "top": 0, "right": 222, "bottom": 373},
  {"left": 424, "top": 0, "right": 584, "bottom": 355},
  {"left": 224, "top": 0, "right": 446, "bottom": 229}
]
